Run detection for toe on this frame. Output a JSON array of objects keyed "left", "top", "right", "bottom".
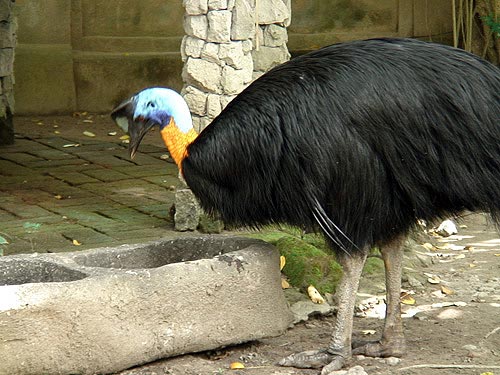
[{"left": 279, "top": 349, "right": 333, "bottom": 369}]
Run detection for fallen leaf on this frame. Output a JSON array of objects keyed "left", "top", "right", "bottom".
[
  {"left": 281, "top": 278, "right": 290, "bottom": 289},
  {"left": 122, "top": 139, "right": 130, "bottom": 144},
  {"left": 83, "top": 131, "right": 96, "bottom": 137},
  {"left": 160, "top": 154, "right": 170, "bottom": 160},
  {"left": 62, "top": 143, "right": 80, "bottom": 148},
  {"left": 400, "top": 293, "right": 416, "bottom": 305},
  {"left": 82, "top": 119, "right": 94, "bottom": 123},
  {"left": 494, "top": 254, "right": 500, "bottom": 257},
  {"left": 37, "top": 122, "right": 43, "bottom": 125},
  {"left": 469, "top": 263, "right": 477, "bottom": 268},
  {"left": 280, "top": 255, "right": 286, "bottom": 270},
  {"left": 54, "top": 194, "right": 63, "bottom": 200},
  {"left": 229, "top": 362, "right": 245, "bottom": 370},
  {"left": 108, "top": 131, "right": 117, "bottom": 136},
  {"left": 455, "top": 254, "right": 466, "bottom": 259},
  {"left": 427, "top": 275, "right": 441, "bottom": 284},
  {"left": 307, "top": 285, "right": 325, "bottom": 304},
  {"left": 362, "top": 329, "right": 377, "bottom": 335},
  {"left": 54, "top": 130, "right": 60, "bottom": 134},
  {"left": 440, "top": 285, "right": 454, "bottom": 295},
  {"left": 72, "top": 239, "right": 82, "bottom": 246},
  {"left": 119, "top": 134, "right": 130, "bottom": 140},
  {"left": 422, "top": 242, "right": 436, "bottom": 251}
]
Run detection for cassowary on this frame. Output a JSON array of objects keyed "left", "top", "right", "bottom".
[{"left": 111, "top": 38, "right": 500, "bottom": 373}]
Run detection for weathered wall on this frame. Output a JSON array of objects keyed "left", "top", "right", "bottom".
[
  {"left": 0, "top": 0, "right": 16, "bottom": 144},
  {"left": 14, "top": 0, "right": 454, "bottom": 115}
]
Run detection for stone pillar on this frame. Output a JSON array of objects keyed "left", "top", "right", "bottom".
[
  {"left": 0, "top": 0, "right": 15, "bottom": 146},
  {"left": 176, "top": 0, "right": 291, "bottom": 231}
]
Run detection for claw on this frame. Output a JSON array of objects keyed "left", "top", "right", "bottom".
[
  {"left": 351, "top": 339, "right": 406, "bottom": 357},
  {"left": 278, "top": 349, "right": 334, "bottom": 369}
]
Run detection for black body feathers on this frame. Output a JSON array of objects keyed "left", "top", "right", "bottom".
[{"left": 182, "top": 38, "right": 500, "bottom": 254}]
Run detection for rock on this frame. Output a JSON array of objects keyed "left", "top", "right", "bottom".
[
  {"left": 183, "top": 57, "right": 222, "bottom": 93},
  {"left": 220, "top": 94, "right": 236, "bottom": 109},
  {"left": 206, "top": 94, "right": 222, "bottom": 118},
  {"left": 219, "top": 41, "right": 252, "bottom": 69},
  {"left": 257, "top": 0, "right": 290, "bottom": 25},
  {"left": 222, "top": 65, "right": 252, "bottom": 95},
  {"left": 263, "top": 24, "right": 288, "bottom": 47},
  {"left": 385, "top": 357, "right": 401, "bottom": 366},
  {"left": 184, "top": 0, "right": 209, "bottom": 15},
  {"left": 231, "top": 0, "right": 255, "bottom": 40},
  {"left": 435, "top": 219, "right": 458, "bottom": 237},
  {"left": 208, "top": 0, "right": 228, "bottom": 10},
  {"left": 183, "top": 85, "right": 208, "bottom": 116},
  {"left": 289, "top": 300, "right": 333, "bottom": 324},
  {"left": 252, "top": 45, "right": 290, "bottom": 71},
  {"left": 197, "top": 212, "right": 225, "bottom": 233},
  {"left": 174, "top": 188, "right": 201, "bottom": 231},
  {"left": 182, "top": 36, "right": 205, "bottom": 60},
  {"left": 207, "top": 10, "right": 232, "bottom": 43},
  {"left": 201, "top": 42, "right": 220, "bottom": 64},
  {"left": 325, "top": 365, "right": 368, "bottom": 375},
  {"left": 406, "top": 274, "right": 424, "bottom": 288},
  {"left": 184, "top": 15, "right": 208, "bottom": 40}
]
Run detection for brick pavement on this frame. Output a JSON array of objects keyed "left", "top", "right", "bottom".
[{"left": 0, "top": 134, "right": 180, "bottom": 255}]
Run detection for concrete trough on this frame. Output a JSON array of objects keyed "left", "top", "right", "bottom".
[{"left": 0, "top": 236, "right": 293, "bottom": 375}]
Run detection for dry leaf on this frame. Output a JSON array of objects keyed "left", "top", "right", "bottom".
[
  {"left": 280, "top": 255, "right": 286, "bottom": 270},
  {"left": 455, "top": 254, "right": 466, "bottom": 259},
  {"left": 119, "top": 134, "right": 130, "bottom": 140},
  {"left": 440, "top": 285, "right": 454, "bottom": 295},
  {"left": 400, "top": 293, "right": 416, "bottom": 305},
  {"left": 281, "top": 278, "right": 290, "bottom": 289},
  {"left": 54, "top": 194, "right": 63, "bottom": 200},
  {"left": 307, "top": 285, "right": 325, "bottom": 304},
  {"left": 108, "top": 131, "right": 117, "bottom": 136},
  {"left": 83, "top": 131, "right": 96, "bottom": 137},
  {"left": 82, "top": 119, "right": 94, "bottom": 123},
  {"left": 54, "top": 130, "right": 60, "bottom": 134},
  {"left": 62, "top": 143, "right": 80, "bottom": 148},
  {"left": 229, "top": 362, "right": 245, "bottom": 369},
  {"left": 422, "top": 242, "right": 435, "bottom": 251},
  {"left": 494, "top": 254, "right": 500, "bottom": 257},
  {"left": 72, "top": 239, "right": 82, "bottom": 246},
  {"left": 427, "top": 275, "right": 441, "bottom": 284},
  {"left": 362, "top": 329, "right": 377, "bottom": 335},
  {"left": 469, "top": 263, "right": 477, "bottom": 268}
]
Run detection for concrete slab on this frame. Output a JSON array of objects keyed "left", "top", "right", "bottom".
[{"left": 0, "top": 236, "right": 293, "bottom": 375}]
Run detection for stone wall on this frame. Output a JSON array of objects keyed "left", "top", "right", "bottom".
[
  {"left": 181, "top": 0, "right": 291, "bottom": 132},
  {"left": 174, "top": 0, "right": 291, "bottom": 231},
  {"left": 0, "top": 0, "right": 15, "bottom": 145}
]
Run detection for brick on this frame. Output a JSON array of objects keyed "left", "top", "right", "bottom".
[
  {"left": 27, "top": 158, "right": 90, "bottom": 169},
  {"left": 0, "top": 160, "right": 34, "bottom": 176},
  {"left": 49, "top": 171, "right": 100, "bottom": 186},
  {"left": 0, "top": 202, "right": 58, "bottom": 219},
  {"left": 0, "top": 152, "right": 41, "bottom": 165},
  {"left": 82, "top": 168, "right": 130, "bottom": 182},
  {"left": 30, "top": 149, "right": 78, "bottom": 160}
]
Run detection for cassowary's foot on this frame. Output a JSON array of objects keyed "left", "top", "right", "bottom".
[
  {"left": 278, "top": 349, "right": 347, "bottom": 373},
  {"left": 352, "top": 338, "right": 406, "bottom": 357}
]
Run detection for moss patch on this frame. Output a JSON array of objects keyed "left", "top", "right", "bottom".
[{"left": 247, "top": 227, "right": 385, "bottom": 295}]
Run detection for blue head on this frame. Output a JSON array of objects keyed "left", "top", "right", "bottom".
[{"left": 111, "top": 87, "right": 193, "bottom": 158}]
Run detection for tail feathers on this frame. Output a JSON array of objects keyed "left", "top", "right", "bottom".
[{"left": 312, "top": 197, "right": 360, "bottom": 256}]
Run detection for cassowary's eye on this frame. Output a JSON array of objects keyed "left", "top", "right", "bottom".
[{"left": 147, "top": 101, "right": 156, "bottom": 108}]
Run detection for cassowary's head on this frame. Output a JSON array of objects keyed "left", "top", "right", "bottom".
[{"left": 111, "top": 87, "right": 193, "bottom": 159}]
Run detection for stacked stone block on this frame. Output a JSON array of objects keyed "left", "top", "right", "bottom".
[
  {"left": 0, "top": 0, "right": 15, "bottom": 145},
  {"left": 181, "top": 0, "right": 291, "bottom": 131},
  {"left": 176, "top": 0, "right": 291, "bottom": 231}
]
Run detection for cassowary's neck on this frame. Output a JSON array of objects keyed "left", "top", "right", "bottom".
[{"left": 160, "top": 117, "right": 198, "bottom": 170}]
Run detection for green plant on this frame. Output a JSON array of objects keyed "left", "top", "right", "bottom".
[{"left": 483, "top": 13, "right": 500, "bottom": 37}]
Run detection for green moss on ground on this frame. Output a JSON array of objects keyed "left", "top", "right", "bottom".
[{"left": 247, "top": 227, "right": 384, "bottom": 295}]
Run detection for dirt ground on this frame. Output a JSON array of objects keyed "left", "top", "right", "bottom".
[{"left": 12, "top": 116, "right": 500, "bottom": 375}]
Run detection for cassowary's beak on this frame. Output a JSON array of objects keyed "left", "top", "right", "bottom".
[{"left": 110, "top": 96, "right": 155, "bottom": 159}]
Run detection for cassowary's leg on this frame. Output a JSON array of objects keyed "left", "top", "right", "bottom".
[
  {"left": 279, "top": 250, "right": 368, "bottom": 373},
  {"left": 352, "top": 235, "right": 406, "bottom": 357}
]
